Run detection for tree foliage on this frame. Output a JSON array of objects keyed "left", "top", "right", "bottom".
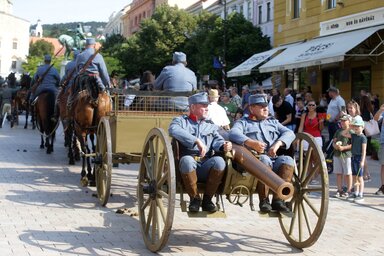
[
  {"left": 22, "top": 40, "right": 63, "bottom": 75},
  {"left": 115, "top": 5, "right": 271, "bottom": 86}
]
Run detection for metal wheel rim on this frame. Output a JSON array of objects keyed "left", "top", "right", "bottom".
[
  {"left": 137, "top": 128, "right": 176, "bottom": 252},
  {"left": 279, "top": 132, "right": 329, "bottom": 248},
  {"left": 95, "top": 117, "right": 112, "bottom": 206}
]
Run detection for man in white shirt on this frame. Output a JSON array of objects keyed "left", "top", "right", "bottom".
[
  {"left": 284, "top": 88, "right": 294, "bottom": 107},
  {"left": 207, "top": 89, "right": 230, "bottom": 130}
]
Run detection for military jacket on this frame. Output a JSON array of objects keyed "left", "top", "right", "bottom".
[
  {"left": 33, "top": 64, "right": 60, "bottom": 96},
  {"left": 61, "top": 59, "right": 77, "bottom": 89},
  {"left": 154, "top": 63, "right": 197, "bottom": 92},
  {"left": 169, "top": 115, "right": 225, "bottom": 157},
  {"left": 229, "top": 116, "right": 295, "bottom": 151},
  {"left": 76, "top": 48, "right": 110, "bottom": 87}
]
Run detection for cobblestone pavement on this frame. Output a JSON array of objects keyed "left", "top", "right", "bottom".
[{"left": 0, "top": 116, "right": 383, "bottom": 255}]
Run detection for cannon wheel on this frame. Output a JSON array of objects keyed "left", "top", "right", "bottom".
[
  {"left": 95, "top": 117, "right": 112, "bottom": 206},
  {"left": 137, "top": 128, "right": 176, "bottom": 252},
  {"left": 279, "top": 132, "right": 329, "bottom": 248}
]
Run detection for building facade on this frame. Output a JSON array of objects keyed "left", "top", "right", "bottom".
[
  {"left": 122, "top": 0, "right": 200, "bottom": 37},
  {"left": 0, "top": 0, "right": 29, "bottom": 78},
  {"left": 104, "top": 5, "right": 131, "bottom": 38},
  {"left": 263, "top": 0, "right": 384, "bottom": 101}
]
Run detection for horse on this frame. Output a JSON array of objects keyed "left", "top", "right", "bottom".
[
  {"left": 57, "top": 85, "right": 80, "bottom": 165},
  {"left": 6, "top": 72, "right": 17, "bottom": 88},
  {"left": 35, "top": 91, "right": 58, "bottom": 154},
  {"left": 15, "top": 73, "right": 35, "bottom": 129},
  {"left": 71, "top": 74, "right": 111, "bottom": 186}
]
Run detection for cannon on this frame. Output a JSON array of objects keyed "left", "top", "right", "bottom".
[{"left": 93, "top": 92, "right": 328, "bottom": 252}]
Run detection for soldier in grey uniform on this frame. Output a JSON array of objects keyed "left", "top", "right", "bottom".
[
  {"left": 75, "top": 38, "right": 110, "bottom": 93},
  {"left": 229, "top": 94, "right": 295, "bottom": 213},
  {"left": 155, "top": 52, "right": 197, "bottom": 111},
  {"left": 154, "top": 52, "right": 197, "bottom": 92},
  {"left": 30, "top": 55, "right": 61, "bottom": 103},
  {"left": 169, "top": 92, "right": 232, "bottom": 213}
]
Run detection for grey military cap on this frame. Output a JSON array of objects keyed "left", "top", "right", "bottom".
[
  {"left": 188, "top": 92, "right": 209, "bottom": 105},
  {"left": 173, "top": 52, "right": 187, "bottom": 63},
  {"left": 249, "top": 93, "right": 268, "bottom": 106}
]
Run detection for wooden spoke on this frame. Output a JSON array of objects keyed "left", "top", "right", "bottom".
[
  {"left": 279, "top": 132, "right": 329, "bottom": 249},
  {"left": 138, "top": 128, "right": 175, "bottom": 252}
]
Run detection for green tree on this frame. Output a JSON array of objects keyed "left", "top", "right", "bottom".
[
  {"left": 22, "top": 40, "right": 63, "bottom": 76},
  {"left": 119, "top": 4, "right": 197, "bottom": 77}
]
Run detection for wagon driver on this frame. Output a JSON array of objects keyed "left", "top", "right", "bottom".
[
  {"left": 229, "top": 94, "right": 295, "bottom": 213},
  {"left": 169, "top": 92, "right": 232, "bottom": 213}
]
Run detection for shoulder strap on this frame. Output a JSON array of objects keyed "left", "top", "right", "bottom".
[{"left": 79, "top": 47, "right": 101, "bottom": 74}]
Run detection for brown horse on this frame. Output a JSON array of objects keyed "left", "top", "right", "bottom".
[
  {"left": 35, "top": 91, "right": 58, "bottom": 154},
  {"left": 71, "top": 76, "right": 111, "bottom": 186}
]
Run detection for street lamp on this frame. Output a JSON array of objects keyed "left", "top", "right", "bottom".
[{"left": 220, "top": 0, "right": 227, "bottom": 88}]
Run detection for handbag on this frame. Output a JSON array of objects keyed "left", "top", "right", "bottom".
[{"left": 364, "top": 113, "right": 380, "bottom": 137}]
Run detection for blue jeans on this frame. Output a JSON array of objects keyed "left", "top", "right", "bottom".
[{"left": 351, "top": 155, "right": 363, "bottom": 176}]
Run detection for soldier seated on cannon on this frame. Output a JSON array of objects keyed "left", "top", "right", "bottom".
[
  {"left": 169, "top": 92, "right": 232, "bottom": 213},
  {"left": 229, "top": 94, "right": 295, "bottom": 213}
]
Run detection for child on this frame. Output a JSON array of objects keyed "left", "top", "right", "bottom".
[
  {"left": 348, "top": 115, "right": 367, "bottom": 202},
  {"left": 332, "top": 114, "right": 353, "bottom": 198}
]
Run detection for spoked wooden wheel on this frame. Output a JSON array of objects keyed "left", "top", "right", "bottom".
[
  {"left": 95, "top": 117, "right": 112, "bottom": 206},
  {"left": 137, "top": 128, "right": 176, "bottom": 252},
  {"left": 279, "top": 132, "right": 329, "bottom": 248}
]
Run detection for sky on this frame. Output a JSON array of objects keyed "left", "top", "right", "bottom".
[{"left": 12, "top": 0, "right": 132, "bottom": 24}]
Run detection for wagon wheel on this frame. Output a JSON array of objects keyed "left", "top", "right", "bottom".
[
  {"left": 95, "top": 117, "right": 112, "bottom": 206},
  {"left": 137, "top": 128, "right": 176, "bottom": 252},
  {"left": 279, "top": 132, "right": 329, "bottom": 248}
]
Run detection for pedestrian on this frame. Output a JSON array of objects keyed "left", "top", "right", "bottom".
[
  {"left": 294, "top": 97, "right": 305, "bottom": 133},
  {"left": 272, "top": 95, "right": 296, "bottom": 131},
  {"left": 326, "top": 86, "right": 346, "bottom": 146},
  {"left": 219, "top": 91, "right": 237, "bottom": 126},
  {"left": 168, "top": 92, "right": 232, "bottom": 213},
  {"left": 207, "top": 89, "right": 230, "bottom": 130},
  {"left": 374, "top": 104, "right": 384, "bottom": 195},
  {"left": 241, "top": 85, "right": 251, "bottom": 116},
  {"left": 332, "top": 114, "right": 353, "bottom": 198},
  {"left": 360, "top": 95, "right": 374, "bottom": 180},
  {"left": 347, "top": 115, "right": 367, "bottom": 202},
  {"left": 229, "top": 86, "right": 242, "bottom": 109},
  {"left": 284, "top": 88, "right": 294, "bottom": 107}
]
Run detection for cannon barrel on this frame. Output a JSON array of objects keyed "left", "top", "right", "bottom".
[{"left": 231, "top": 144, "right": 294, "bottom": 201}]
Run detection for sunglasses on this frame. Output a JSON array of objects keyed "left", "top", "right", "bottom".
[{"left": 308, "top": 104, "right": 316, "bottom": 106}]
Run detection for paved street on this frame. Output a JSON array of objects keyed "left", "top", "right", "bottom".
[{"left": 0, "top": 115, "right": 383, "bottom": 256}]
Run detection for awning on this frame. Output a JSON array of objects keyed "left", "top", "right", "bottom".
[
  {"left": 259, "top": 25, "right": 384, "bottom": 73},
  {"left": 227, "top": 48, "right": 281, "bottom": 77}
]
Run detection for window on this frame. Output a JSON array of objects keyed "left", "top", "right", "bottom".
[
  {"left": 247, "top": 1, "right": 252, "bottom": 20},
  {"left": 327, "top": 0, "right": 336, "bottom": 9},
  {"left": 11, "top": 60, "right": 17, "bottom": 69},
  {"left": 267, "top": 2, "right": 271, "bottom": 21},
  {"left": 292, "top": 0, "right": 300, "bottom": 19},
  {"left": 258, "top": 5, "right": 262, "bottom": 24},
  {"left": 12, "top": 41, "right": 17, "bottom": 50}
]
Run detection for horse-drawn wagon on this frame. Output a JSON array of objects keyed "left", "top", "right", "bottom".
[{"left": 94, "top": 90, "right": 329, "bottom": 252}]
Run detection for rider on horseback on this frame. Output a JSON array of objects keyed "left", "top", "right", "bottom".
[
  {"left": 30, "top": 55, "right": 60, "bottom": 105},
  {"left": 67, "top": 38, "right": 110, "bottom": 109}
]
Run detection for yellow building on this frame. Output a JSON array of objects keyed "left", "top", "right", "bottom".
[{"left": 259, "top": 0, "right": 384, "bottom": 102}]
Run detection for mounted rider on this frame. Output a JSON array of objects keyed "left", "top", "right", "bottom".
[
  {"left": 77, "top": 38, "right": 110, "bottom": 93},
  {"left": 30, "top": 54, "right": 61, "bottom": 105}
]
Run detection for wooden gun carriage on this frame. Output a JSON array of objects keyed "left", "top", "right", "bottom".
[{"left": 94, "top": 91, "right": 329, "bottom": 252}]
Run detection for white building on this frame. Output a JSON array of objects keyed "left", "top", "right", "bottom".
[
  {"left": 104, "top": 5, "right": 131, "bottom": 38},
  {"left": 0, "top": 0, "right": 29, "bottom": 78},
  {"left": 186, "top": 0, "right": 274, "bottom": 46}
]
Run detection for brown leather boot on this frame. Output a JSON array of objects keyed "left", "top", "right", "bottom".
[
  {"left": 257, "top": 183, "right": 272, "bottom": 213},
  {"left": 202, "top": 169, "right": 225, "bottom": 212},
  {"left": 180, "top": 170, "right": 200, "bottom": 212},
  {"left": 272, "top": 164, "right": 294, "bottom": 212}
]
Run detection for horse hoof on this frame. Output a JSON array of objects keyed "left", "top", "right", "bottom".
[
  {"left": 81, "top": 177, "right": 88, "bottom": 187},
  {"left": 40, "top": 145, "right": 44, "bottom": 149},
  {"left": 69, "top": 160, "right": 75, "bottom": 165},
  {"left": 24, "top": 125, "right": 27, "bottom": 129}
]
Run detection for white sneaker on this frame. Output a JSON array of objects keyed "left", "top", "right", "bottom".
[
  {"left": 347, "top": 194, "right": 357, "bottom": 201},
  {"left": 354, "top": 196, "right": 364, "bottom": 203}
]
